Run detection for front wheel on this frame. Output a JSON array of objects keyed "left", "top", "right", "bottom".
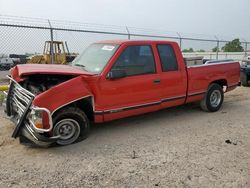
[
  {"left": 52, "top": 107, "right": 90, "bottom": 146},
  {"left": 200, "top": 83, "right": 224, "bottom": 112}
]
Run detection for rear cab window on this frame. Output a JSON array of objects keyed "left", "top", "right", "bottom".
[
  {"left": 111, "top": 45, "right": 156, "bottom": 76},
  {"left": 157, "top": 44, "right": 178, "bottom": 72}
]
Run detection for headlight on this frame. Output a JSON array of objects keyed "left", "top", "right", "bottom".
[
  {"left": 30, "top": 109, "right": 43, "bottom": 129},
  {"left": 29, "top": 107, "right": 53, "bottom": 132}
]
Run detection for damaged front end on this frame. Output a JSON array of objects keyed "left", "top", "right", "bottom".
[
  {"left": 4, "top": 76, "right": 60, "bottom": 147},
  {"left": 3, "top": 64, "right": 95, "bottom": 147}
]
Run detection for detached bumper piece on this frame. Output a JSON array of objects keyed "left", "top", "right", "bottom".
[
  {"left": 5, "top": 76, "right": 59, "bottom": 147},
  {"left": 20, "top": 123, "right": 59, "bottom": 147}
]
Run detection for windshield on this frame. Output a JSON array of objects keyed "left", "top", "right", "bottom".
[{"left": 72, "top": 43, "right": 119, "bottom": 73}]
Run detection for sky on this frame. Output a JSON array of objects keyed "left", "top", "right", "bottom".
[
  {"left": 0, "top": 0, "right": 249, "bottom": 40},
  {"left": 0, "top": 0, "right": 249, "bottom": 54}
]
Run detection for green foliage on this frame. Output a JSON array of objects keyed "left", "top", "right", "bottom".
[
  {"left": 222, "top": 38, "right": 244, "bottom": 52},
  {"left": 0, "top": 92, "right": 4, "bottom": 105},
  {"left": 182, "top": 48, "right": 194, "bottom": 52},
  {"left": 212, "top": 46, "right": 219, "bottom": 52},
  {"left": 197, "top": 49, "right": 205, "bottom": 52}
]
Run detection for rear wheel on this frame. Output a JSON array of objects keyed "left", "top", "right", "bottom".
[
  {"left": 52, "top": 107, "right": 90, "bottom": 145},
  {"left": 200, "top": 83, "right": 224, "bottom": 112}
]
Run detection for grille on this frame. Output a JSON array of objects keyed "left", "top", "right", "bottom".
[{"left": 7, "top": 77, "right": 34, "bottom": 120}]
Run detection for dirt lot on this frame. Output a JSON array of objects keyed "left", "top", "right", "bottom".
[{"left": 0, "top": 87, "right": 250, "bottom": 187}]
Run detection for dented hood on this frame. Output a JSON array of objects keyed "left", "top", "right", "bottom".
[{"left": 10, "top": 64, "right": 94, "bottom": 81}]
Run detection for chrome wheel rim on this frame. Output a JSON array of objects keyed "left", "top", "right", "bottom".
[
  {"left": 210, "top": 90, "right": 221, "bottom": 108},
  {"left": 53, "top": 119, "right": 80, "bottom": 145}
]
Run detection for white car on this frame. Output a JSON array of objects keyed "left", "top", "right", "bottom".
[{"left": 0, "top": 58, "right": 14, "bottom": 70}]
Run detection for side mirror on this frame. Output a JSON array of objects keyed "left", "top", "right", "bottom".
[{"left": 107, "top": 69, "right": 126, "bottom": 80}]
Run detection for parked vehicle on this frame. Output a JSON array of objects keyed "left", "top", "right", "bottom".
[
  {"left": 4, "top": 40, "right": 240, "bottom": 146},
  {"left": 9, "top": 54, "right": 29, "bottom": 65},
  {"left": 240, "top": 59, "right": 250, "bottom": 86},
  {"left": 0, "top": 57, "right": 14, "bottom": 70}
]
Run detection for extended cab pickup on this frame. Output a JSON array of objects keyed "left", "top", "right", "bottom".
[{"left": 4, "top": 40, "right": 240, "bottom": 146}]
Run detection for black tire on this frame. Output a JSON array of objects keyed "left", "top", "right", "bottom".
[
  {"left": 52, "top": 107, "right": 90, "bottom": 146},
  {"left": 241, "top": 72, "right": 250, "bottom": 87},
  {"left": 200, "top": 83, "right": 224, "bottom": 112}
]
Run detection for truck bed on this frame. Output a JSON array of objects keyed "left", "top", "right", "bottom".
[{"left": 186, "top": 61, "right": 240, "bottom": 103}]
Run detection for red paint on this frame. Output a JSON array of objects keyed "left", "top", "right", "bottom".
[
  {"left": 11, "top": 40, "right": 240, "bottom": 123},
  {"left": 10, "top": 64, "right": 94, "bottom": 81},
  {"left": 32, "top": 76, "right": 93, "bottom": 113}
]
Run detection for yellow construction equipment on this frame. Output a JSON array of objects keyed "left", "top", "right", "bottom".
[
  {"left": 27, "top": 41, "right": 78, "bottom": 64},
  {"left": 0, "top": 85, "right": 9, "bottom": 91}
]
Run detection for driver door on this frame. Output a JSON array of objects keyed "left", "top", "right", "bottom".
[{"left": 96, "top": 44, "right": 162, "bottom": 121}]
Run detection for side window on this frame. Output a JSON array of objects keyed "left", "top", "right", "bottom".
[
  {"left": 111, "top": 45, "right": 155, "bottom": 76},
  {"left": 157, "top": 44, "right": 178, "bottom": 71}
]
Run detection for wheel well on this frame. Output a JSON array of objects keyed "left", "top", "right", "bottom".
[
  {"left": 211, "top": 79, "right": 227, "bottom": 88},
  {"left": 52, "top": 97, "right": 94, "bottom": 122}
]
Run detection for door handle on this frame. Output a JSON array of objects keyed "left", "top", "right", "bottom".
[{"left": 153, "top": 79, "right": 161, "bottom": 84}]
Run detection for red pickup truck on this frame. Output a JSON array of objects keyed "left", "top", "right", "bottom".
[{"left": 4, "top": 40, "right": 240, "bottom": 146}]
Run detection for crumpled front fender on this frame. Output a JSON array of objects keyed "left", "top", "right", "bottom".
[{"left": 32, "top": 76, "right": 93, "bottom": 114}]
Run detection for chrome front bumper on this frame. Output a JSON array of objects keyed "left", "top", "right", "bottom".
[{"left": 4, "top": 76, "right": 59, "bottom": 147}]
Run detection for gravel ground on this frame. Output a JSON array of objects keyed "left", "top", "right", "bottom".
[{"left": 0, "top": 87, "right": 250, "bottom": 187}]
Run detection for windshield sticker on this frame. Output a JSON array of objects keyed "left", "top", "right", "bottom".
[
  {"left": 102, "top": 45, "right": 115, "bottom": 51},
  {"left": 95, "top": 67, "right": 101, "bottom": 71}
]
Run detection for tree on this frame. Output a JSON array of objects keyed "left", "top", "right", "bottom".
[
  {"left": 197, "top": 49, "right": 205, "bottom": 52},
  {"left": 222, "top": 38, "right": 244, "bottom": 52},
  {"left": 182, "top": 48, "right": 194, "bottom": 52},
  {"left": 212, "top": 46, "right": 219, "bottom": 52}
]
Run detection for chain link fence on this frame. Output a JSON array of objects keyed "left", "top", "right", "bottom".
[{"left": 0, "top": 15, "right": 249, "bottom": 77}]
